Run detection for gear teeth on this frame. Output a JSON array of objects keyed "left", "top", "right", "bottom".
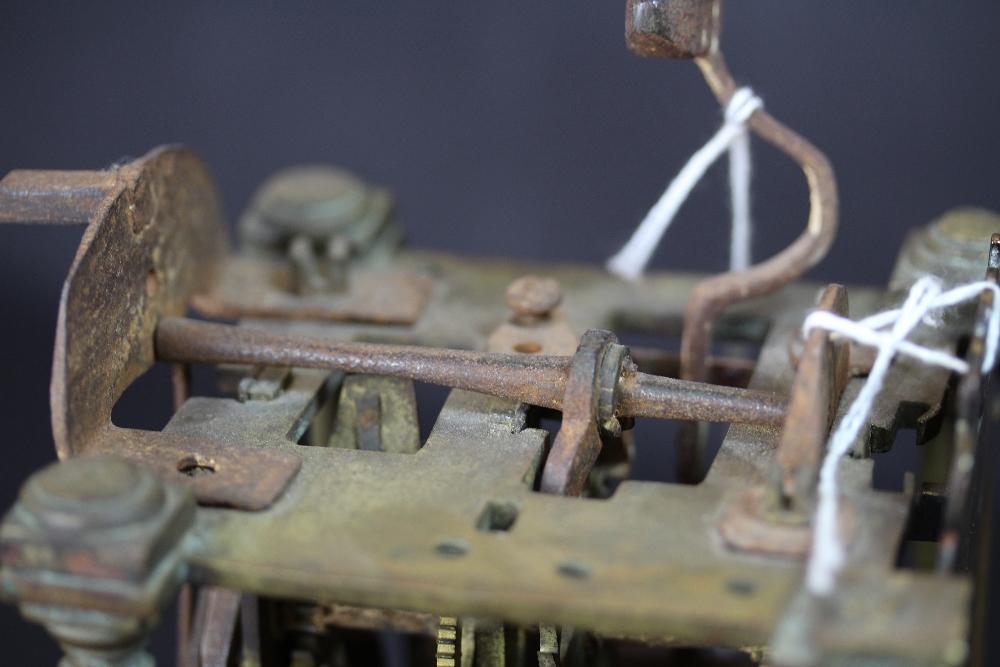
[{"left": 436, "top": 616, "right": 459, "bottom": 667}]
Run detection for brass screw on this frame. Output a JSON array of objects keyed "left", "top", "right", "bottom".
[{"left": 505, "top": 276, "right": 562, "bottom": 326}]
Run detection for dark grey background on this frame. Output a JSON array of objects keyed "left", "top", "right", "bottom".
[{"left": 1, "top": 2, "right": 998, "bottom": 665}]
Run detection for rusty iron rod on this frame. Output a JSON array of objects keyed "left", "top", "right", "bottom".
[
  {"left": 617, "top": 372, "right": 785, "bottom": 425},
  {"left": 0, "top": 169, "right": 119, "bottom": 225},
  {"left": 157, "top": 317, "right": 571, "bottom": 411},
  {"left": 156, "top": 317, "right": 785, "bottom": 426}
]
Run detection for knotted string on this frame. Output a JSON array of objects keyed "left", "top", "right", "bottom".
[
  {"left": 607, "top": 87, "right": 762, "bottom": 280},
  {"left": 803, "top": 276, "right": 1000, "bottom": 596}
]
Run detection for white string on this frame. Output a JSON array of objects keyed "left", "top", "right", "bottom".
[
  {"left": 803, "top": 277, "right": 1000, "bottom": 597},
  {"left": 728, "top": 121, "right": 753, "bottom": 272},
  {"left": 607, "top": 87, "right": 762, "bottom": 281}
]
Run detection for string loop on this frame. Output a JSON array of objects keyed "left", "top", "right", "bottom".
[{"left": 607, "top": 87, "right": 762, "bottom": 280}]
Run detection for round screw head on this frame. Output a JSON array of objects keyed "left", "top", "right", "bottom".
[
  {"left": 934, "top": 207, "right": 1000, "bottom": 246},
  {"left": 505, "top": 276, "right": 562, "bottom": 325},
  {"left": 255, "top": 165, "right": 370, "bottom": 236},
  {"left": 21, "top": 455, "right": 165, "bottom": 532}
]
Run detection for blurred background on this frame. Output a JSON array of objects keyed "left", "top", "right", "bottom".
[{"left": 1, "top": 2, "right": 998, "bottom": 664}]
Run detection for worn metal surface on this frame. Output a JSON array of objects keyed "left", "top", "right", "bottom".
[
  {"left": 0, "top": 206, "right": 978, "bottom": 667},
  {"left": 169, "top": 384, "right": 967, "bottom": 662},
  {"left": 625, "top": 0, "right": 721, "bottom": 59},
  {"left": 241, "top": 594, "right": 261, "bottom": 667},
  {"left": 939, "top": 234, "right": 1000, "bottom": 571},
  {"left": 934, "top": 234, "right": 1000, "bottom": 667},
  {"left": 1, "top": 455, "right": 194, "bottom": 667},
  {"left": 177, "top": 390, "right": 803, "bottom": 649},
  {"left": 716, "top": 285, "right": 851, "bottom": 557},
  {"left": 717, "top": 485, "right": 853, "bottom": 559},
  {"left": 2, "top": 154, "right": 972, "bottom": 663},
  {"left": 238, "top": 365, "right": 292, "bottom": 402},
  {"left": 239, "top": 164, "right": 400, "bottom": 261},
  {"left": 891, "top": 207, "right": 1000, "bottom": 292},
  {"left": 85, "top": 430, "right": 302, "bottom": 511},
  {"left": 311, "top": 602, "right": 438, "bottom": 636},
  {"left": 143, "top": 261, "right": 959, "bottom": 659},
  {"left": 504, "top": 275, "right": 563, "bottom": 326},
  {"left": 487, "top": 276, "right": 580, "bottom": 357},
  {"left": 7, "top": 137, "right": 945, "bottom": 659},
  {"left": 1, "top": 455, "right": 193, "bottom": 597},
  {"left": 191, "top": 257, "right": 436, "bottom": 325},
  {"left": 0, "top": 148, "right": 304, "bottom": 512},
  {"left": 43, "top": 146, "right": 229, "bottom": 458},
  {"left": 329, "top": 375, "right": 422, "bottom": 453},
  {"left": 616, "top": 370, "right": 784, "bottom": 424},
  {"left": 0, "top": 169, "right": 120, "bottom": 225},
  {"left": 764, "top": 448, "right": 969, "bottom": 665},
  {"left": 194, "top": 587, "right": 242, "bottom": 667},
  {"left": 539, "top": 330, "right": 619, "bottom": 496},
  {"left": 0, "top": 8, "right": 991, "bottom": 658},
  {"left": 773, "top": 284, "right": 850, "bottom": 508},
  {"left": 630, "top": 348, "right": 755, "bottom": 388}
]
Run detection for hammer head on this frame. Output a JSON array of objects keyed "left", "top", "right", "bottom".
[{"left": 626, "top": 0, "right": 722, "bottom": 59}]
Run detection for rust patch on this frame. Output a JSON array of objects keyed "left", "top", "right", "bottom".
[
  {"left": 48, "top": 146, "right": 229, "bottom": 459},
  {"left": 89, "top": 430, "right": 302, "bottom": 511},
  {"left": 774, "top": 284, "right": 850, "bottom": 507},
  {"left": 625, "top": 0, "right": 721, "bottom": 59},
  {"left": 718, "top": 486, "right": 857, "bottom": 558},
  {"left": 310, "top": 603, "right": 438, "bottom": 636}
]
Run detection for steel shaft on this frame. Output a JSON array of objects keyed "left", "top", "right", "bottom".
[{"left": 156, "top": 317, "right": 786, "bottom": 426}]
